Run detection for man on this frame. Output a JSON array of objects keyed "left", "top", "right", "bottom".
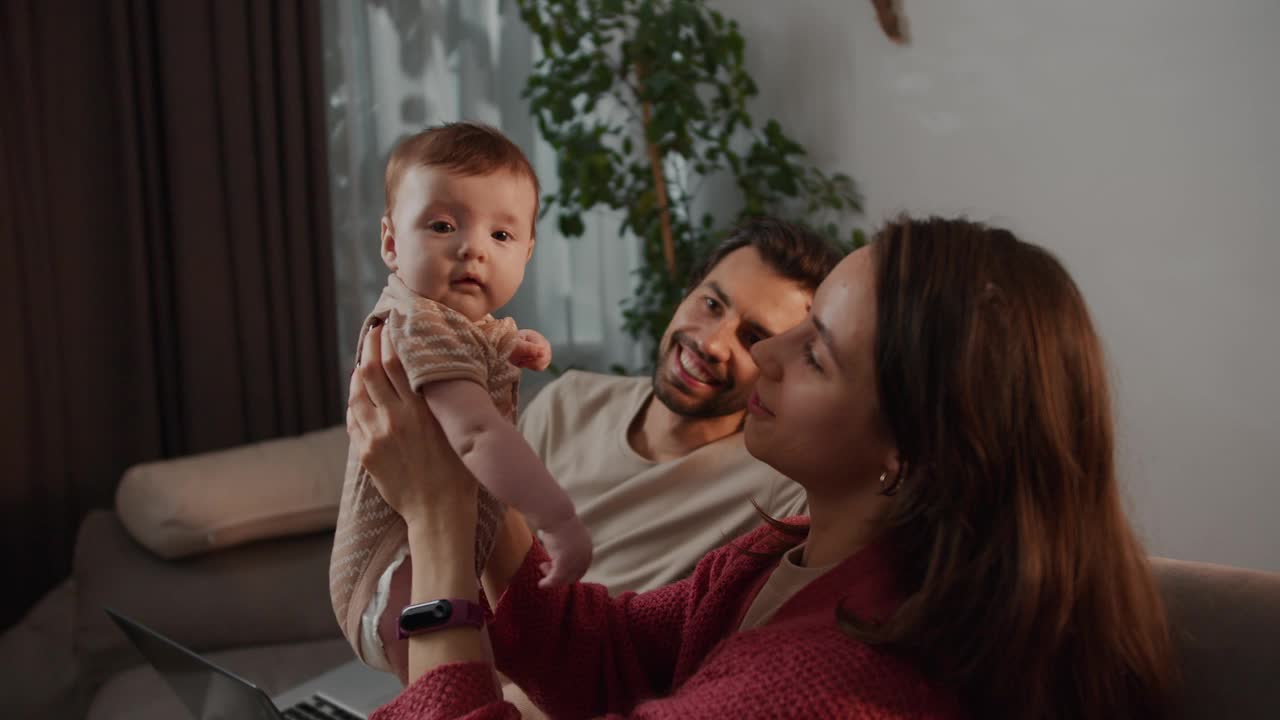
[{"left": 517, "top": 217, "right": 844, "bottom": 594}]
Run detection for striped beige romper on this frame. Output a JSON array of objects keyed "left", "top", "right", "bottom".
[{"left": 329, "top": 275, "right": 519, "bottom": 666}]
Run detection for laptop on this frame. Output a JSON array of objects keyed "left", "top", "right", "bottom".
[{"left": 106, "top": 608, "right": 402, "bottom": 720}]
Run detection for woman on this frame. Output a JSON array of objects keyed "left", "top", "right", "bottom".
[{"left": 347, "top": 216, "right": 1177, "bottom": 719}]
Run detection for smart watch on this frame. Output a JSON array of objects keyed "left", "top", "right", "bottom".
[{"left": 397, "top": 598, "right": 486, "bottom": 639}]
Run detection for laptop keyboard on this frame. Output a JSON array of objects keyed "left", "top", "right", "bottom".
[{"left": 282, "top": 694, "right": 365, "bottom": 720}]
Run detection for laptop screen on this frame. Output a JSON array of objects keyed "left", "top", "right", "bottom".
[{"left": 106, "top": 608, "right": 281, "bottom": 720}]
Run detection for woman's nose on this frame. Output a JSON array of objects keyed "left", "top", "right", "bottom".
[{"left": 750, "top": 335, "right": 782, "bottom": 380}]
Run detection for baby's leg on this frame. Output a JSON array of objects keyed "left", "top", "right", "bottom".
[
  {"left": 374, "top": 555, "right": 499, "bottom": 688},
  {"left": 338, "top": 468, "right": 505, "bottom": 675},
  {"left": 334, "top": 467, "right": 499, "bottom": 661},
  {"left": 374, "top": 555, "right": 412, "bottom": 685},
  {"left": 351, "top": 546, "right": 409, "bottom": 673},
  {"left": 331, "top": 459, "right": 409, "bottom": 664}
]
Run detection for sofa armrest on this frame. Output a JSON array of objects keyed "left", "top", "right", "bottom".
[
  {"left": 73, "top": 510, "right": 341, "bottom": 693},
  {"left": 1152, "top": 557, "right": 1280, "bottom": 720}
]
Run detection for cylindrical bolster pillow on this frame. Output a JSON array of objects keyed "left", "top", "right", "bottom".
[{"left": 115, "top": 425, "right": 348, "bottom": 558}]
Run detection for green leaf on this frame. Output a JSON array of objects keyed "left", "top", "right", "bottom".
[
  {"left": 646, "top": 69, "right": 675, "bottom": 95},
  {"left": 558, "top": 213, "right": 586, "bottom": 237},
  {"left": 517, "top": 0, "right": 864, "bottom": 355},
  {"left": 852, "top": 227, "right": 868, "bottom": 249}
]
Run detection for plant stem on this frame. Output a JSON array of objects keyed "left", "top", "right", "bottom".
[{"left": 635, "top": 62, "right": 677, "bottom": 276}]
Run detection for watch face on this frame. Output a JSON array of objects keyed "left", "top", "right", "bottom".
[{"left": 400, "top": 599, "right": 453, "bottom": 634}]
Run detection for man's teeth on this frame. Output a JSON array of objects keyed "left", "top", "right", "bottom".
[{"left": 678, "top": 347, "right": 713, "bottom": 383}]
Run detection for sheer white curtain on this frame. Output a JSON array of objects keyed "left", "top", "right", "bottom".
[{"left": 320, "top": 0, "right": 645, "bottom": 399}]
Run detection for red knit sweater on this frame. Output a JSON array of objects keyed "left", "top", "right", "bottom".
[{"left": 370, "top": 521, "right": 962, "bottom": 719}]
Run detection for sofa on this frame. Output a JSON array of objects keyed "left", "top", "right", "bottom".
[
  {"left": 2, "top": 426, "right": 356, "bottom": 720},
  {"left": 1, "top": 426, "right": 1278, "bottom": 719}
]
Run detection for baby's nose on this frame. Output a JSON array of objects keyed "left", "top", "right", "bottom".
[{"left": 455, "top": 232, "right": 487, "bottom": 260}]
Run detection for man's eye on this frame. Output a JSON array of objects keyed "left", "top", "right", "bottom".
[
  {"left": 429, "top": 221, "right": 455, "bottom": 233},
  {"left": 492, "top": 230, "right": 512, "bottom": 241}
]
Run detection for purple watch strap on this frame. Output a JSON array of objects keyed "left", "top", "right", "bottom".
[{"left": 397, "top": 598, "right": 486, "bottom": 639}]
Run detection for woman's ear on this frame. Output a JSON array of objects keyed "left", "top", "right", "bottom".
[
  {"left": 879, "top": 451, "right": 907, "bottom": 496},
  {"left": 884, "top": 452, "right": 902, "bottom": 479},
  {"left": 380, "top": 216, "right": 398, "bottom": 271}
]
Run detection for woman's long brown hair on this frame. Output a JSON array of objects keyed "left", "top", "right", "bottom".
[{"left": 845, "top": 217, "right": 1176, "bottom": 718}]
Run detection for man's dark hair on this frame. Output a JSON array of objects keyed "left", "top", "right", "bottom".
[{"left": 685, "top": 217, "right": 844, "bottom": 294}]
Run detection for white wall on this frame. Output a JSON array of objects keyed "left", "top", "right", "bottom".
[{"left": 719, "top": 0, "right": 1280, "bottom": 570}]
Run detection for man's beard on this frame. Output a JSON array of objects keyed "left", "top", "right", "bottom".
[{"left": 650, "top": 332, "right": 748, "bottom": 419}]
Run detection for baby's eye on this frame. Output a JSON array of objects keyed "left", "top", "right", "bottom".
[
  {"left": 428, "top": 221, "right": 455, "bottom": 233},
  {"left": 492, "top": 230, "right": 512, "bottom": 242}
]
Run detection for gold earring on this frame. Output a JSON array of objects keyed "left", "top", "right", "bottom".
[{"left": 878, "top": 465, "right": 906, "bottom": 496}]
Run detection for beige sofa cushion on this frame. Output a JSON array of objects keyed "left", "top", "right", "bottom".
[{"left": 116, "top": 425, "right": 347, "bottom": 558}]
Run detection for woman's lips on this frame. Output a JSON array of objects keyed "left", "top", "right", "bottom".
[{"left": 747, "top": 390, "right": 774, "bottom": 417}]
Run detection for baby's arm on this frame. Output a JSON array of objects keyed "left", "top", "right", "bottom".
[
  {"left": 508, "top": 328, "right": 551, "bottom": 372},
  {"left": 419, "top": 379, "right": 591, "bottom": 586}
]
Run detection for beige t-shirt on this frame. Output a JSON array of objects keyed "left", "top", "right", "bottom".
[
  {"left": 738, "top": 543, "right": 837, "bottom": 631},
  {"left": 518, "top": 370, "right": 808, "bottom": 594}
]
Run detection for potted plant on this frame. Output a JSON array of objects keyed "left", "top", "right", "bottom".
[{"left": 516, "top": 0, "right": 874, "bottom": 360}]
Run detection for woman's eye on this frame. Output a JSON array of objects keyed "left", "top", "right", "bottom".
[
  {"left": 703, "top": 297, "right": 720, "bottom": 313},
  {"left": 429, "top": 221, "right": 455, "bottom": 233},
  {"left": 492, "top": 230, "right": 512, "bottom": 241},
  {"left": 742, "top": 332, "right": 762, "bottom": 348},
  {"left": 804, "top": 339, "right": 824, "bottom": 372}
]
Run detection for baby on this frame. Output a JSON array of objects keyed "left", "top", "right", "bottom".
[{"left": 329, "top": 122, "right": 592, "bottom": 677}]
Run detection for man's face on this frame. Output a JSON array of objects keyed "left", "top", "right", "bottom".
[{"left": 653, "top": 246, "right": 813, "bottom": 419}]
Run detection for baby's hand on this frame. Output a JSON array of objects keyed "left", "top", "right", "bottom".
[
  {"left": 510, "top": 328, "right": 552, "bottom": 372},
  {"left": 536, "top": 515, "right": 593, "bottom": 589}
]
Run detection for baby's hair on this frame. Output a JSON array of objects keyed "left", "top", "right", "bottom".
[{"left": 384, "top": 122, "right": 540, "bottom": 238}]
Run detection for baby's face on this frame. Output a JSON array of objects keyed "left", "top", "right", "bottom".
[{"left": 382, "top": 165, "right": 537, "bottom": 321}]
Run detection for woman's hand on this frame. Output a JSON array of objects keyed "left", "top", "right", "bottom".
[{"left": 346, "top": 320, "right": 477, "bottom": 530}]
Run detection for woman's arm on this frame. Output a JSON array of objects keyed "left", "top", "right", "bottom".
[
  {"left": 347, "top": 323, "right": 492, "bottom": 684},
  {"left": 352, "top": 324, "right": 704, "bottom": 718},
  {"left": 381, "top": 536, "right": 747, "bottom": 720}
]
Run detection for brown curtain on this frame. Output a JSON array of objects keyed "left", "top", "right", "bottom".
[{"left": 0, "top": 0, "right": 341, "bottom": 630}]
